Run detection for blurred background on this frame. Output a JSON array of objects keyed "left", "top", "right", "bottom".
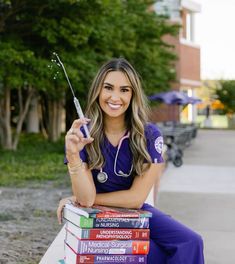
[{"left": 0, "top": 0, "right": 235, "bottom": 263}]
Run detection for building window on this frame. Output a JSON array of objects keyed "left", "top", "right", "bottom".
[
  {"left": 186, "top": 12, "right": 194, "bottom": 41},
  {"left": 154, "top": 0, "right": 181, "bottom": 20}
]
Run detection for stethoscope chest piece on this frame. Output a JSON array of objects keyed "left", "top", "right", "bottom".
[{"left": 97, "top": 171, "right": 108, "bottom": 183}]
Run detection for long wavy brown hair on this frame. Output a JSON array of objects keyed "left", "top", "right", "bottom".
[{"left": 85, "top": 58, "right": 152, "bottom": 176}]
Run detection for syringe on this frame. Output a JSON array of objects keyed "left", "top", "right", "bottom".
[{"left": 53, "top": 52, "right": 90, "bottom": 138}]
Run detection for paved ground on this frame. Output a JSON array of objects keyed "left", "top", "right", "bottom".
[
  {"left": 157, "top": 129, "right": 235, "bottom": 264},
  {"left": 0, "top": 184, "right": 71, "bottom": 264},
  {"left": 1, "top": 129, "right": 234, "bottom": 263}
]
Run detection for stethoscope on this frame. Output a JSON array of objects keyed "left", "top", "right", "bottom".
[{"left": 97, "top": 132, "right": 133, "bottom": 183}]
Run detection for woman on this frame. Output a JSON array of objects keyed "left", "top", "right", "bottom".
[{"left": 57, "top": 58, "right": 204, "bottom": 263}]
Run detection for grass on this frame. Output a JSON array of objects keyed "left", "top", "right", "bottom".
[
  {"left": 0, "top": 133, "right": 69, "bottom": 187},
  {"left": 0, "top": 213, "right": 16, "bottom": 221},
  {"left": 0, "top": 116, "right": 231, "bottom": 187}
]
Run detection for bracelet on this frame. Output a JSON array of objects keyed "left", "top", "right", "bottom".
[{"left": 68, "top": 159, "right": 84, "bottom": 174}]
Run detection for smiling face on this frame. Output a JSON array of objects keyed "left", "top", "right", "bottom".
[{"left": 98, "top": 71, "right": 133, "bottom": 121}]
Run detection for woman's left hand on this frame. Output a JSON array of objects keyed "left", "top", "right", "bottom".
[{"left": 57, "top": 196, "right": 75, "bottom": 224}]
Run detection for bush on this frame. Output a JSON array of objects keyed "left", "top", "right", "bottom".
[{"left": 216, "top": 80, "right": 235, "bottom": 115}]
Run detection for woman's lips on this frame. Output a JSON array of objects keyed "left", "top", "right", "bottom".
[{"left": 107, "top": 102, "right": 122, "bottom": 110}]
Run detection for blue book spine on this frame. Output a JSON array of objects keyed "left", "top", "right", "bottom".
[{"left": 93, "top": 217, "right": 149, "bottom": 228}]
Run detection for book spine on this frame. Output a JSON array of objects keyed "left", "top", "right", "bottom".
[
  {"left": 79, "top": 217, "right": 94, "bottom": 228},
  {"left": 64, "top": 208, "right": 149, "bottom": 228},
  {"left": 95, "top": 213, "right": 140, "bottom": 218},
  {"left": 76, "top": 254, "right": 147, "bottom": 263},
  {"left": 65, "top": 217, "right": 149, "bottom": 229},
  {"left": 71, "top": 239, "right": 150, "bottom": 255},
  {"left": 65, "top": 242, "right": 147, "bottom": 263},
  {"left": 63, "top": 208, "right": 94, "bottom": 228},
  {"left": 68, "top": 227, "right": 149, "bottom": 240},
  {"left": 93, "top": 218, "right": 149, "bottom": 229},
  {"left": 65, "top": 204, "right": 152, "bottom": 219}
]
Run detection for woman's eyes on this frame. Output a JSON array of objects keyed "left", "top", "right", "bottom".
[
  {"left": 104, "top": 85, "right": 112, "bottom": 90},
  {"left": 104, "top": 86, "right": 130, "bottom": 93},
  {"left": 120, "top": 88, "right": 130, "bottom": 93}
]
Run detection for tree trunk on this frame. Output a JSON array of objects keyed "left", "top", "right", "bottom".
[
  {"left": 0, "top": 87, "right": 12, "bottom": 149},
  {"left": 26, "top": 94, "right": 39, "bottom": 133},
  {"left": 12, "top": 87, "right": 34, "bottom": 150},
  {"left": 0, "top": 85, "right": 34, "bottom": 150},
  {"left": 48, "top": 99, "right": 64, "bottom": 142},
  {"left": 227, "top": 114, "right": 235, "bottom": 129}
]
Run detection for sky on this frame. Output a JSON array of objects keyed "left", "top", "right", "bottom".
[{"left": 194, "top": 0, "right": 235, "bottom": 80}]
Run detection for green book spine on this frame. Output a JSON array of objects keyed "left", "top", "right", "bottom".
[{"left": 79, "top": 216, "right": 94, "bottom": 228}]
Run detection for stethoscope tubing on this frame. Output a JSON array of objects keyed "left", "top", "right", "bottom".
[
  {"left": 97, "top": 132, "right": 133, "bottom": 183},
  {"left": 113, "top": 132, "right": 133, "bottom": 177}
]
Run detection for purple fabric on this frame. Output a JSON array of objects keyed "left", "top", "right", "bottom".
[
  {"left": 149, "top": 91, "right": 201, "bottom": 105},
  {"left": 78, "top": 123, "right": 164, "bottom": 193},
  {"left": 64, "top": 123, "right": 204, "bottom": 263},
  {"left": 142, "top": 203, "right": 204, "bottom": 264}
]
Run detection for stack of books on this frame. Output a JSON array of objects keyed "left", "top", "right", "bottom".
[{"left": 61, "top": 203, "right": 152, "bottom": 264}]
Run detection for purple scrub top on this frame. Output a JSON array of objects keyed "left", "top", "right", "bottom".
[{"left": 65, "top": 123, "right": 164, "bottom": 194}]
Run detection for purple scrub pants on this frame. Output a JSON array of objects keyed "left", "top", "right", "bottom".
[{"left": 142, "top": 204, "right": 204, "bottom": 264}]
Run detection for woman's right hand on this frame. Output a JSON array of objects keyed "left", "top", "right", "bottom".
[{"left": 65, "top": 118, "right": 94, "bottom": 162}]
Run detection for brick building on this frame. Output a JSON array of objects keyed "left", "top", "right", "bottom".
[{"left": 151, "top": 0, "right": 201, "bottom": 123}]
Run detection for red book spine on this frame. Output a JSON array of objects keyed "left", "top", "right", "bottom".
[
  {"left": 96, "top": 212, "right": 140, "bottom": 218},
  {"left": 88, "top": 229, "right": 149, "bottom": 240},
  {"left": 86, "top": 228, "right": 149, "bottom": 240},
  {"left": 132, "top": 241, "right": 149, "bottom": 255},
  {"left": 76, "top": 255, "right": 95, "bottom": 263},
  {"left": 66, "top": 226, "right": 150, "bottom": 240}
]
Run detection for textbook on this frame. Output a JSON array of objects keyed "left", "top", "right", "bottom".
[
  {"left": 63, "top": 207, "right": 150, "bottom": 229},
  {"left": 65, "top": 221, "right": 150, "bottom": 240},
  {"left": 65, "top": 203, "right": 152, "bottom": 219},
  {"left": 65, "top": 231, "right": 150, "bottom": 255},
  {"left": 65, "top": 242, "right": 147, "bottom": 263}
]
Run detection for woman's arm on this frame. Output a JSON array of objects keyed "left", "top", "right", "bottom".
[
  {"left": 68, "top": 161, "right": 96, "bottom": 207},
  {"left": 95, "top": 163, "right": 164, "bottom": 209},
  {"left": 66, "top": 118, "right": 96, "bottom": 207}
]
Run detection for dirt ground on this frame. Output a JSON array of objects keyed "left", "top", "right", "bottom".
[{"left": 0, "top": 183, "right": 71, "bottom": 264}]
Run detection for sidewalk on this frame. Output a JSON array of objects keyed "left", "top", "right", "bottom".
[{"left": 157, "top": 129, "right": 235, "bottom": 264}]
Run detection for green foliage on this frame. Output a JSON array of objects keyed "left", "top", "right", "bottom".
[
  {"left": 0, "top": 133, "right": 68, "bottom": 186},
  {"left": 0, "top": 0, "right": 179, "bottom": 146},
  {"left": 0, "top": 0, "right": 178, "bottom": 100},
  {"left": 216, "top": 80, "right": 235, "bottom": 114}
]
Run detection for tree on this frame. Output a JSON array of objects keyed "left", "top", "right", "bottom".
[
  {"left": 216, "top": 80, "right": 235, "bottom": 114},
  {"left": 0, "top": 40, "right": 35, "bottom": 149},
  {"left": 0, "top": 0, "right": 67, "bottom": 147},
  {"left": 216, "top": 80, "right": 235, "bottom": 128},
  {"left": 0, "top": 0, "right": 179, "bottom": 149}
]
